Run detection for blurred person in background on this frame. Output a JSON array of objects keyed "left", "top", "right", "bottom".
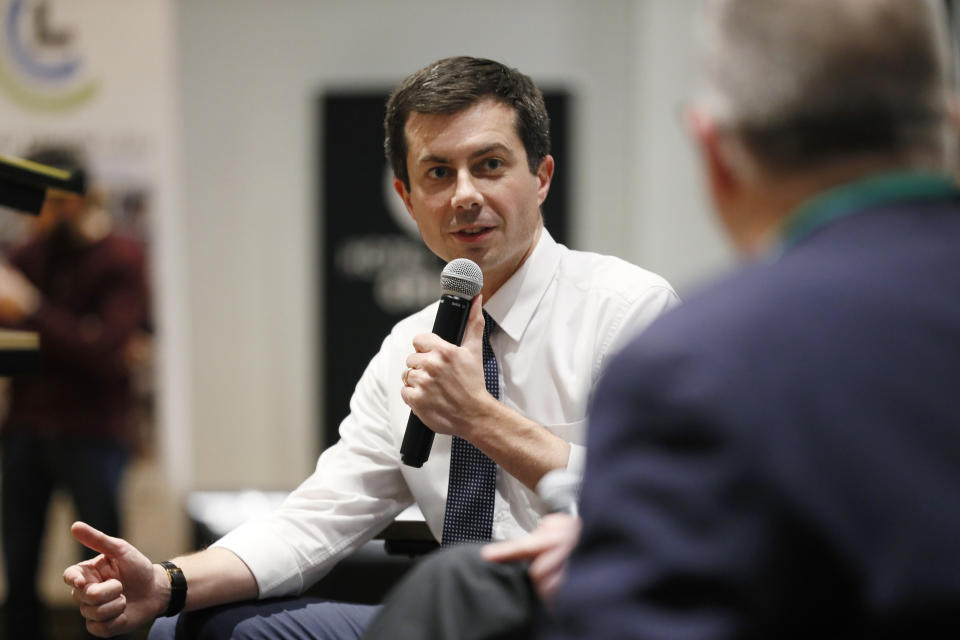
[
  {"left": 0, "top": 146, "right": 149, "bottom": 640},
  {"left": 364, "top": 0, "right": 960, "bottom": 638}
]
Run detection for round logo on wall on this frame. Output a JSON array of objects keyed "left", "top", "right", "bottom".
[{"left": 0, "top": 0, "right": 98, "bottom": 112}]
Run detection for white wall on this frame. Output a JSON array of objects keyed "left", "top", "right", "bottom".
[
  {"left": 176, "top": 0, "right": 732, "bottom": 489},
  {"left": 630, "top": 1, "right": 733, "bottom": 290}
]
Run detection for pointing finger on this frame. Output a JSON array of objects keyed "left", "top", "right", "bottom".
[{"left": 71, "top": 521, "right": 127, "bottom": 558}]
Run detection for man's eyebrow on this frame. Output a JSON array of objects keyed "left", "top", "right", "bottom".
[
  {"left": 415, "top": 143, "right": 512, "bottom": 166},
  {"left": 417, "top": 153, "right": 450, "bottom": 166},
  {"left": 470, "top": 143, "right": 510, "bottom": 158}
]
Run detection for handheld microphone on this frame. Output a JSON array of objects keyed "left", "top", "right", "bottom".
[{"left": 400, "top": 258, "right": 483, "bottom": 468}]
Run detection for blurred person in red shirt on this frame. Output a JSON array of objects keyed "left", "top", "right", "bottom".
[{"left": 0, "top": 147, "right": 149, "bottom": 640}]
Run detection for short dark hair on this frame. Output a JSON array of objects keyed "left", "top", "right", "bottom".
[{"left": 384, "top": 56, "right": 551, "bottom": 189}]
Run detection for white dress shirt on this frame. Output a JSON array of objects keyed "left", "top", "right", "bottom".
[{"left": 214, "top": 230, "right": 678, "bottom": 598}]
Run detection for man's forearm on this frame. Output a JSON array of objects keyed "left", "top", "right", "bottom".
[
  {"left": 168, "top": 547, "right": 259, "bottom": 613},
  {"left": 464, "top": 400, "right": 571, "bottom": 491}
]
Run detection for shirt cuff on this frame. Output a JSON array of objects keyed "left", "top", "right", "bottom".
[
  {"left": 565, "top": 443, "right": 586, "bottom": 475},
  {"left": 212, "top": 522, "right": 305, "bottom": 599}
]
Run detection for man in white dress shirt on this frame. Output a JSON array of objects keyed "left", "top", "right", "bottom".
[{"left": 63, "top": 56, "right": 677, "bottom": 640}]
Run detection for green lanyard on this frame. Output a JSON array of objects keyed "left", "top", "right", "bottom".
[{"left": 777, "top": 170, "right": 960, "bottom": 252}]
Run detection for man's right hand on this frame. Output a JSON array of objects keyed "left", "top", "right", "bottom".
[
  {"left": 63, "top": 521, "right": 169, "bottom": 638},
  {"left": 482, "top": 512, "right": 582, "bottom": 605}
]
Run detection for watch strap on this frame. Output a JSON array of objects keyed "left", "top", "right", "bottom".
[{"left": 159, "top": 560, "right": 187, "bottom": 617}]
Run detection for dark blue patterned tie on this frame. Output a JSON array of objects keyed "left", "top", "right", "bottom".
[{"left": 441, "top": 311, "right": 499, "bottom": 546}]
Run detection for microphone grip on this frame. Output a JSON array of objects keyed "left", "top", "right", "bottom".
[
  {"left": 400, "top": 293, "right": 473, "bottom": 467},
  {"left": 400, "top": 413, "right": 435, "bottom": 468}
]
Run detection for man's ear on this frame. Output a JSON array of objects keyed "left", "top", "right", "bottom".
[
  {"left": 687, "top": 110, "right": 737, "bottom": 203},
  {"left": 393, "top": 177, "right": 417, "bottom": 220},
  {"left": 687, "top": 108, "right": 775, "bottom": 254},
  {"left": 535, "top": 155, "right": 555, "bottom": 207}
]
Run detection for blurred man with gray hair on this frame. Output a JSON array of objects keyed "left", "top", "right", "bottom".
[
  {"left": 549, "top": 0, "right": 960, "bottom": 637},
  {"left": 364, "top": 1, "right": 960, "bottom": 638}
]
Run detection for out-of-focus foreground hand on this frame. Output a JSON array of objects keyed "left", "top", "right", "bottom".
[
  {"left": 482, "top": 513, "right": 582, "bottom": 605},
  {"left": 62, "top": 521, "right": 167, "bottom": 638}
]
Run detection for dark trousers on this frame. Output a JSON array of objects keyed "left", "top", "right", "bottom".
[
  {"left": 1, "top": 431, "right": 128, "bottom": 640},
  {"left": 148, "top": 598, "right": 381, "bottom": 640},
  {"left": 148, "top": 547, "right": 538, "bottom": 640},
  {"left": 362, "top": 544, "right": 540, "bottom": 640}
]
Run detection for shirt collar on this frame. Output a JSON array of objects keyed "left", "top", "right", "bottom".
[
  {"left": 483, "top": 229, "right": 561, "bottom": 342},
  {"left": 775, "top": 169, "right": 959, "bottom": 255}
]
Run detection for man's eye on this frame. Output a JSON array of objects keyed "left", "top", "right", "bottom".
[
  {"left": 483, "top": 158, "right": 503, "bottom": 171},
  {"left": 427, "top": 167, "right": 450, "bottom": 179}
]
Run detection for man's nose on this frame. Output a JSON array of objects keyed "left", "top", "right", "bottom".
[{"left": 451, "top": 170, "right": 482, "bottom": 210}]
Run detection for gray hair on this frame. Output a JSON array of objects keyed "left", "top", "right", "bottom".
[{"left": 696, "top": 0, "right": 957, "bottom": 171}]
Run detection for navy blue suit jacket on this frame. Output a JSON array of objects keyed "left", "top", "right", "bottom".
[{"left": 549, "top": 194, "right": 960, "bottom": 639}]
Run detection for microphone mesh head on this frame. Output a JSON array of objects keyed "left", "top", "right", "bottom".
[{"left": 441, "top": 258, "right": 483, "bottom": 298}]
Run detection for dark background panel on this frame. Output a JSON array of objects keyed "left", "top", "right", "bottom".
[{"left": 320, "top": 91, "right": 570, "bottom": 448}]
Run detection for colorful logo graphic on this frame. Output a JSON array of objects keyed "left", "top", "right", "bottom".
[{"left": 0, "top": 0, "right": 98, "bottom": 112}]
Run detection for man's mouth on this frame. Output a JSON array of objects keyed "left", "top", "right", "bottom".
[{"left": 453, "top": 226, "right": 495, "bottom": 239}]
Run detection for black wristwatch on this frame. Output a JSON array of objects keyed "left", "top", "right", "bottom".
[{"left": 159, "top": 560, "right": 187, "bottom": 617}]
